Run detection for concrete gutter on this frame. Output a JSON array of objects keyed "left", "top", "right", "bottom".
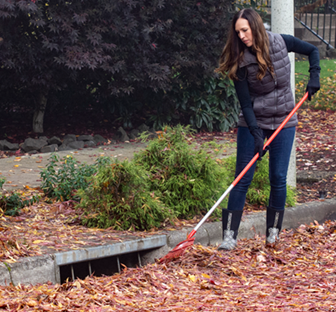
[{"left": 1, "top": 198, "right": 335, "bottom": 286}]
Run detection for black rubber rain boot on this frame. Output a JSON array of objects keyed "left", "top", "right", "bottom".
[
  {"left": 218, "top": 209, "right": 243, "bottom": 251},
  {"left": 266, "top": 207, "right": 284, "bottom": 246}
]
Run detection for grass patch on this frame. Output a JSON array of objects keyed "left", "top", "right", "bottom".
[
  {"left": 295, "top": 58, "right": 336, "bottom": 82},
  {"left": 295, "top": 58, "right": 336, "bottom": 110}
]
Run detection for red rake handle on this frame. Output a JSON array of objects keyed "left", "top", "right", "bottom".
[{"left": 188, "top": 92, "right": 308, "bottom": 239}]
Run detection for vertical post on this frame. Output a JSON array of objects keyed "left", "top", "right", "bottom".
[
  {"left": 88, "top": 261, "right": 92, "bottom": 276},
  {"left": 117, "top": 256, "right": 121, "bottom": 273},
  {"left": 71, "top": 264, "right": 75, "bottom": 281},
  {"left": 137, "top": 252, "right": 142, "bottom": 267},
  {"left": 272, "top": 0, "right": 296, "bottom": 188}
]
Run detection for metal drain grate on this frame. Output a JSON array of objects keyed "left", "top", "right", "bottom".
[
  {"left": 59, "top": 250, "right": 143, "bottom": 283},
  {"left": 55, "top": 236, "right": 166, "bottom": 283}
]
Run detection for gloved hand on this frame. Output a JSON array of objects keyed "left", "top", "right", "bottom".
[
  {"left": 250, "top": 127, "right": 266, "bottom": 160},
  {"left": 306, "top": 70, "right": 320, "bottom": 101}
]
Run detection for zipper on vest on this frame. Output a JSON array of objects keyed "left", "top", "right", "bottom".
[{"left": 273, "top": 74, "right": 278, "bottom": 130}]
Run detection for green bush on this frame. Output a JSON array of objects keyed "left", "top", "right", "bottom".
[
  {"left": 40, "top": 154, "right": 113, "bottom": 201},
  {"left": 134, "top": 125, "right": 232, "bottom": 219},
  {"left": 77, "top": 161, "right": 171, "bottom": 231},
  {"left": 0, "top": 193, "right": 40, "bottom": 217},
  {"left": 0, "top": 177, "right": 40, "bottom": 216},
  {"left": 0, "top": 178, "right": 5, "bottom": 189},
  {"left": 175, "top": 76, "right": 240, "bottom": 132}
]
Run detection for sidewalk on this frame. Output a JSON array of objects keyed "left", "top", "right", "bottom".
[
  {"left": 0, "top": 140, "right": 335, "bottom": 286},
  {"left": 0, "top": 141, "right": 149, "bottom": 193}
]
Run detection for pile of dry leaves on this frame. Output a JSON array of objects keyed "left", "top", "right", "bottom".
[{"left": 0, "top": 220, "right": 335, "bottom": 311}]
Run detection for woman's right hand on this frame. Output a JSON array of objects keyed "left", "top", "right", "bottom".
[{"left": 250, "top": 127, "right": 266, "bottom": 160}]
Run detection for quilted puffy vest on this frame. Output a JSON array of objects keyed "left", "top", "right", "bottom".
[{"left": 237, "top": 31, "right": 297, "bottom": 130}]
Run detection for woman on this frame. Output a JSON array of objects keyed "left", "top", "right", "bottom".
[{"left": 215, "top": 8, "right": 320, "bottom": 250}]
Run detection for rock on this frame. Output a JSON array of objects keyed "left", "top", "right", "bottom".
[
  {"left": 58, "top": 144, "right": 74, "bottom": 151},
  {"left": 48, "top": 136, "right": 62, "bottom": 145},
  {"left": 326, "top": 48, "right": 336, "bottom": 58},
  {"left": 117, "top": 127, "right": 129, "bottom": 142},
  {"left": 63, "top": 137, "right": 76, "bottom": 146},
  {"left": 130, "top": 129, "right": 140, "bottom": 138},
  {"left": 78, "top": 135, "right": 94, "bottom": 141},
  {"left": 63, "top": 134, "right": 77, "bottom": 141},
  {"left": 40, "top": 144, "right": 58, "bottom": 153},
  {"left": 129, "top": 132, "right": 137, "bottom": 140},
  {"left": 317, "top": 45, "right": 327, "bottom": 59},
  {"left": 21, "top": 138, "right": 48, "bottom": 152},
  {"left": 138, "top": 124, "right": 149, "bottom": 133},
  {"left": 0, "top": 140, "right": 20, "bottom": 151},
  {"left": 84, "top": 141, "right": 96, "bottom": 148},
  {"left": 67, "top": 141, "right": 85, "bottom": 149},
  {"left": 28, "top": 150, "right": 38, "bottom": 155},
  {"left": 93, "top": 134, "right": 108, "bottom": 145}
]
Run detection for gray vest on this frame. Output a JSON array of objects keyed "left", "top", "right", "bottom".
[{"left": 237, "top": 31, "right": 297, "bottom": 130}]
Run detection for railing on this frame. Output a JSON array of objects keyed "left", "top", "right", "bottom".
[
  {"left": 294, "top": 0, "right": 336, "bottom": 48},
  {"left": 235, "top": 0, "right": 336, "bottom": 49}
]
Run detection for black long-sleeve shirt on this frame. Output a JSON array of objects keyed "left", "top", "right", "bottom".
[{"left": 233, "top": 35, "right": 320, "bottom": 130}]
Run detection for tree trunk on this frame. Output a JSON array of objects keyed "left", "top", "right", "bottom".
[{"left": 33, "top": 90, "right": 48, "bottom": 134}]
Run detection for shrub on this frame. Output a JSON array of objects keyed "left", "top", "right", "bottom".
[
  {"left": 40, "top": 154, "right": 112, "bottom": 201},
  {"left": 0, "top": 178, "right": 5, "bottom": 189},
  {"left": 77, "top": 161, "right": 171, "bottom": 231},
  {"left": 174, "top": 76, "right": 240, "bottom": 132},
  {"left": 0, "top": 192, "right": 40, "bottom": 217},
  {"left": 0, "top": 177, "right": 40, "bottom": 216},
  {"left": 134, "top": 125, "right": 232, "bottom": 219}
]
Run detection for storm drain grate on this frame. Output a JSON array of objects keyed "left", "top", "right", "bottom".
[
  {"left": 55, "top": 236, "right": 167, "bottom": 283},
  {"left": 59, "top": 250, "right": 143, "bottom": 283}
]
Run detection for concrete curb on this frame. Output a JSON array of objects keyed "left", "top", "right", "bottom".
[
  {"left": 1, "top": 198, "right": 335, "bottom": 286},
  {"left": 164, "top": 198, "right": 336, "bottom": 249}
]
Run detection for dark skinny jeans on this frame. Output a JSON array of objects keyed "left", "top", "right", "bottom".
[{"left": 227, "top": 126, "right": 296, "bottom": 211}]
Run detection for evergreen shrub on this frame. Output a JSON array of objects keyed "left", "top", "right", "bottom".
[
  {"left": 133, "top": 125, "right": 231, "bottom": 219},
  {"left": 40, "top": 154, "right": 112, "bottom": 201},
  {"left": 77, "top": 161, "right": 171, "bottom": 231}
]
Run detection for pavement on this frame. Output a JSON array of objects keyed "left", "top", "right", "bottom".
[
  {"left": 0, "top": 141, "right": 150, "bottom": 193},
  {"left": 0, "top": 140, "right": 336, "bottom": 286}
]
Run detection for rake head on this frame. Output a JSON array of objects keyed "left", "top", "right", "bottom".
[{"left": 159, "top": 236, "right": 195, "bottom": 263}]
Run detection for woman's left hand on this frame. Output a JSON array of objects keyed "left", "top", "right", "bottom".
[{"left": 306, "top": 71, "right": 320, "bottom": 101}]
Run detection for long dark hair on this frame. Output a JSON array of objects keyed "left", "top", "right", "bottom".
[{"left": 215, "top": 9, "right": 274, "bottom": 81}]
